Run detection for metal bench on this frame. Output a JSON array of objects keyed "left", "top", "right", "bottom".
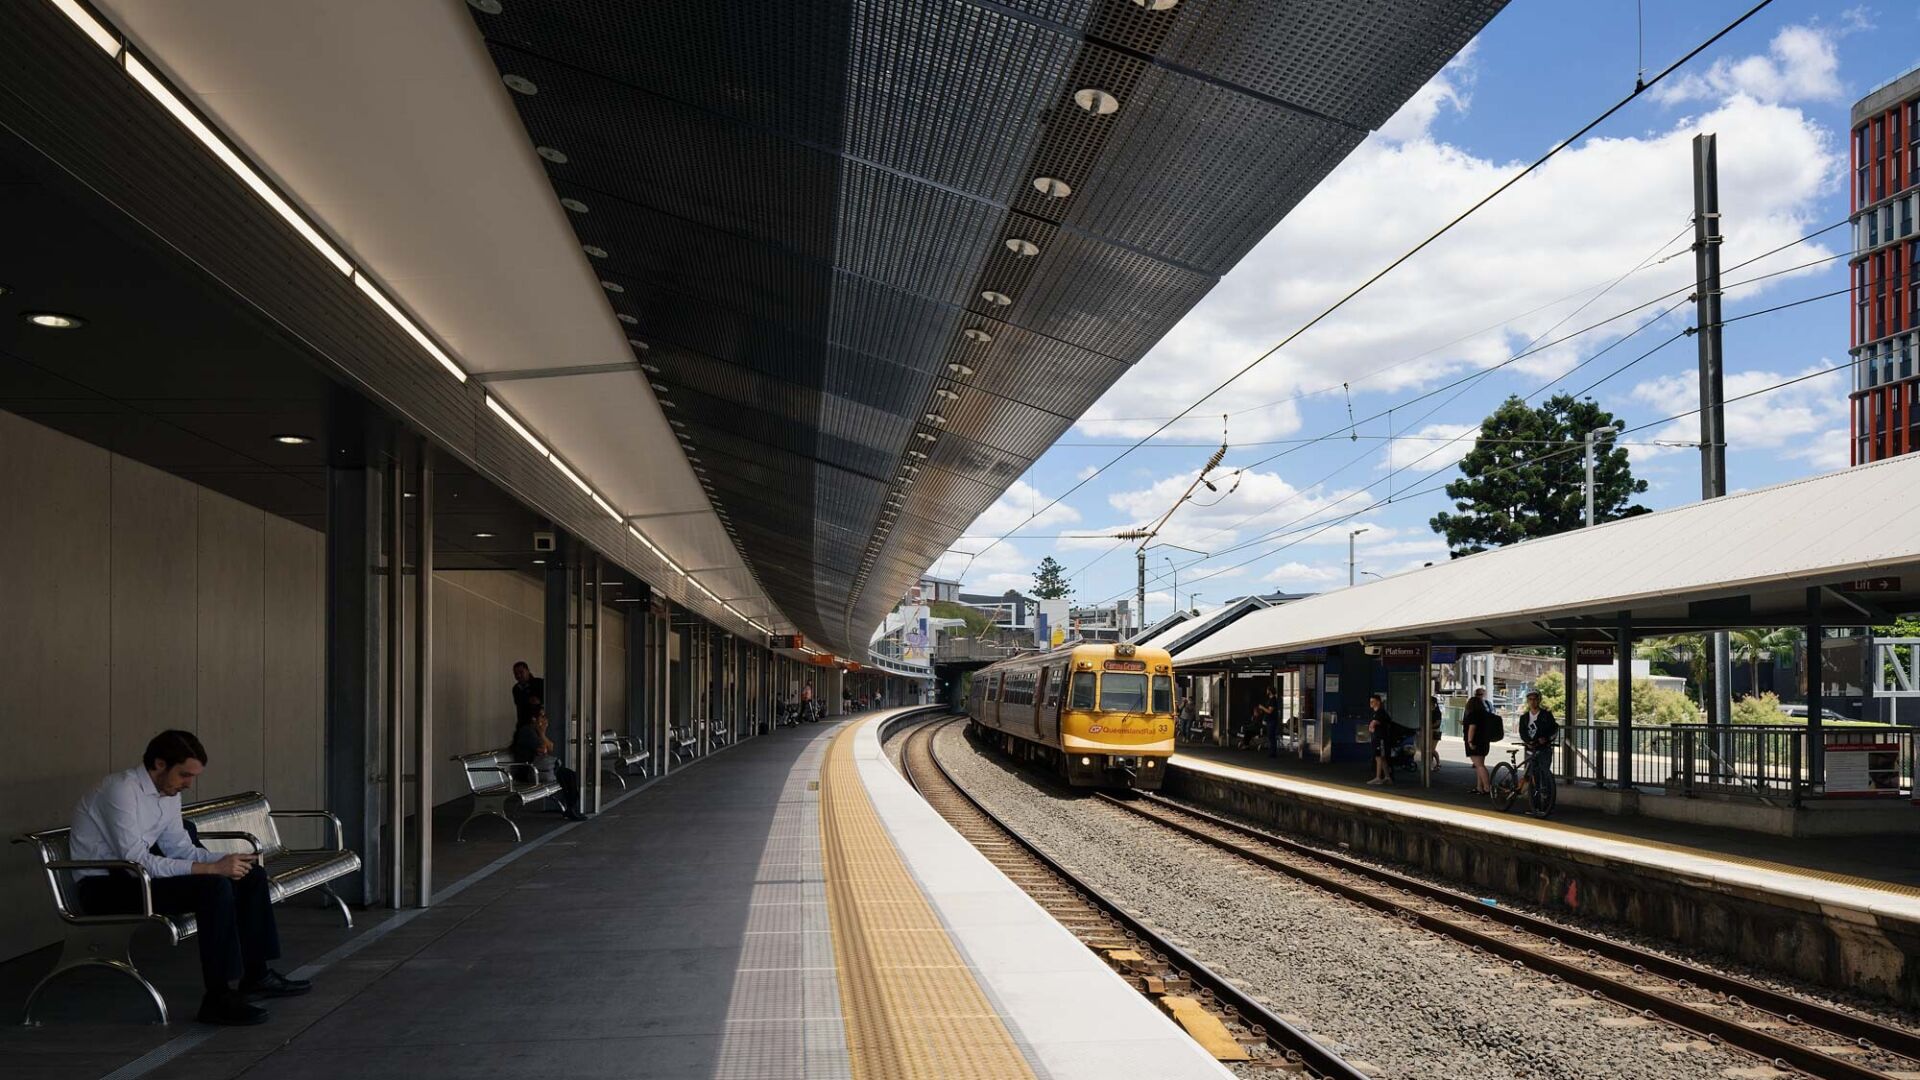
[
  {"left": 670, "top": 726, "right": 698, "bottom": 764},
  {"left": 451, "top": 748, "right": 561, "bottom": 841},
  {"left": 600, "top": 730, "right": 650, "bottom": 789},
  {"left": 14, "top": 793, "right": 357, "bottom": 1025},
  {"left": 708, "top": 719, "right": 732, "bottom": 747}
]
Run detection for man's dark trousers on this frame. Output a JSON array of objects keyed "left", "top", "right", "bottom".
[{"left": 81, "top": 867, "right": 281, "bottom": 990}]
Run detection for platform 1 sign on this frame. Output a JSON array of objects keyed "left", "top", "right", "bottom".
[
  {"left": 768, "top": 634, "right": 804, "bottom": 650},
  {"left": 1574, "top": 642, "right": 1615, "bottom": 666},
  {"left": 1824, "top": 742, "right": 1903, "bottom": 798}
]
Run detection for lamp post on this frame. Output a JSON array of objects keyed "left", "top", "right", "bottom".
[
  {"left": 1584, "top": 423, "right": 1622, "bottom": 527},
  {"left": 1348, "top": 527, "right": 1370, "bottom": 586},
  {"left": 1153, "top": 542, "right": 1207, "bottom": 621}
]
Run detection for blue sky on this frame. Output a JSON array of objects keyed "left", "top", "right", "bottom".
[{"left": 929, "top": 2, "right": 1920, "bottom": 620}]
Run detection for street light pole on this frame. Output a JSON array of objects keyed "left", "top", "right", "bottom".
[
  {"left": 1348, "top": 527, "right": 1370, "bottom": 587},
  {"left": 1165, "top": 555, "right": 1179, "bottom": 617},
  {"left": 1585, "top": 423, "right": 1621, "bottom": 527}
]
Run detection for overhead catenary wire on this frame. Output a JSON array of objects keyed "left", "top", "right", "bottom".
[{"left": 949, "top": 0, "right": 1780, "bottom": 575}]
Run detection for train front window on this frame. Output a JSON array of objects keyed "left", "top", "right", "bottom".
[
  {"left": 1151, "top": 675, "right": 1172, "bottom": 714},
  {"left": 1100, "top": 673, "right": 1147, "bottom": 712},
  {"left": 1069, "top": 671, "right": 1096, "bottom": 710}
]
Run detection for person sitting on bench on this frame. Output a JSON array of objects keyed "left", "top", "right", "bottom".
[
  {"left": 69, "top": 730, "right": 311, "bottom": 1025},
  {"left": 513, "top": 707, "right": 587, "bottom": 821}
]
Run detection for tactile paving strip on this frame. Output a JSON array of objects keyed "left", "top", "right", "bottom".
[{"left": 819, "top": 725, "right": 1038, "bottom": 1080}]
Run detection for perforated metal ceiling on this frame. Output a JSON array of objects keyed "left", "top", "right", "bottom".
[{"left": 466, "top": 0, "right": 1504, "bottom": 653}]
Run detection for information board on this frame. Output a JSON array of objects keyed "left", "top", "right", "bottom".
[{"left": 1824, "top": 742, "right": 1903, "bottom": 798}]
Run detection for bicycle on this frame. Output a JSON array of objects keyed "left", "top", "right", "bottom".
[{"left": 1488, "top": 741, "right": 1556, "bottom": 816}]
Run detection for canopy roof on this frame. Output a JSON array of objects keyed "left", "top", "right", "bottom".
[{"left": 1178, "top": 453, "right": 1920, "bottom": 667}]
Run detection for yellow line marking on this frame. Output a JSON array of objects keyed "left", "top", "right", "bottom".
[
  {"left": 821, "top": 724, "right": 1038, "bottom": 1080},
  {"left": 1178, "top": 754, "right": 1920, "bottom": 900}
]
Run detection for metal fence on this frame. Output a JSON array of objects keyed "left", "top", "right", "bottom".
[{"left": 1558, "top": 724, "right": 1916, "bottom": 805}]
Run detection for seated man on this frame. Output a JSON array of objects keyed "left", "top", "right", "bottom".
[
  {"left": 70, "top": 730, "right": 311, "bottom": 1025},
  {"left": 513, "top": 707, "right": 587, "bottom": 821}
]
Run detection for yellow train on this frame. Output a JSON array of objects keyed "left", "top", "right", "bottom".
[{"left": 966, "top": 641, "right": 1176, "bottom": 789}]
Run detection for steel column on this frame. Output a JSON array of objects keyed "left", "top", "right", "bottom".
[
  {"left": 1806, "top": 587, "right": 1824, "bottom": 792},
  {"left": 1616, "top": 612, "right": 1634, "bottom": 789},
  {"left": 543, "top": 545, "right": 571, "bottom": 763},
  {"left": 589, "top": 554, "right": 602, "bottom": 813},
  {"left": 325, "top": 464, "right": 382, "bottom": 907},
  {"left": 411, "top": 442, "right": 433, "bottom": 906},
  {"left": 383, "top": 454, "right": 405, "bottom": 908}
]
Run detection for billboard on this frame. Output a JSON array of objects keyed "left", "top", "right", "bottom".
[
  {"left": 1036, "top": 598, "right": 1069, "bottom": 648},
  {"left": 902, "top": 605, "right": 931, "bottom": 663}
]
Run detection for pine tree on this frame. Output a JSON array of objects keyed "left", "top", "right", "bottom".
[
  {"left": 1031, "top": 556, "right": 1074, "bottom": 599},
  {"left": 1429, "top": 394, "right": 1647, "bottom": 557}
]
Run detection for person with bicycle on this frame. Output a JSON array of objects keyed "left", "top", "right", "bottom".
[{"left": 1517, "top": 689, "right": 1558, "bottom": 805}]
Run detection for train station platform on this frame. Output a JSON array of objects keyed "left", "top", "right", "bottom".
[
  {"left": 3, "top": 709, "right": 1225, "bottom": 1080},
  {"left": 1165, "top": 741, "right": 1920, "bottom": 1007}
]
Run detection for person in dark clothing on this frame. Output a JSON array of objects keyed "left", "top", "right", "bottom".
[
  {"left": 512, "top": 708, "right": 586, "bottom": 821},
  {"left": 1260, "top": 687, "right": 1283, "bottom": 758},
  {"left": 71, "top": 730, "right": 310, "bottom": 1025},
  {"left": 511, "top": 661, "right": 545, "bottom": 726},
  {"left": 1462, "top": 688, "right": 1495, "bottom": 794},
  {"left": 1518, "top": 690, "right": 1558, "bottom": 796},
  {"left": 1367, "top": 694, "right": 1398, "bottom": 786},
  {"left": 1427, "top": 696, "right": 1444, "bottom": 771}
]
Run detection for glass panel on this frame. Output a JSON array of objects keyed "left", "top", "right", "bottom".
[
  {"left": 1151, "top": 675, "right": 1173, "bottom": 714},
  {"left": 1100, "top": 673, "right": 1148, "bottom": 712},
  {"left": 1070, "top": 671, "right": 1096, "bottom": 710}
]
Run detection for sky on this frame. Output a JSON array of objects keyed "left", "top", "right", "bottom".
[{"left": 924, "top": 1, "right": 1920, "bottom": 623}]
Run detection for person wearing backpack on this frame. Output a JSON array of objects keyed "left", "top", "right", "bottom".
[
  {"left": 1367, "top": 693, "right": 1400, "bottom": 785},
  {"left": 1462, "top": 687, "right": 1501, "bottom": 795}
]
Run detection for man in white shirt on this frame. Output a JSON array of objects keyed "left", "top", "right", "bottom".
[{"left": 70, "top": 730, "right": 311, "bottom": 1025}]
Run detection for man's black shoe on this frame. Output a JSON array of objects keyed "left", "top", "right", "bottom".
[
  {"left": 564, "top": 811, "right": 589, "bottom": 822},
  {"left": 239, "top": 970, "right": 312, "bottom": 998},
  {"left": 199, "top": 991, "right": 270, "bottom": 1025}
]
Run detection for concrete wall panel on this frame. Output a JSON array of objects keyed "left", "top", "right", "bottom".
[
  {"left": 263, "top": 515, "right": 325, "bottom": 813},
  {"left": 196, "top": 490, "right": 266, "bottom": 794},
  {"left": 108, "top": 457, "right": 198, "bottom": 766}
]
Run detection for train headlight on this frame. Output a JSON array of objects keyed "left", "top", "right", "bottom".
[
  {"left": 1146, "top": 760, "right": 1156, "bottom": 768},
  {"left": 1080, "top": 756, "right": 1092, "bottom": 766}
]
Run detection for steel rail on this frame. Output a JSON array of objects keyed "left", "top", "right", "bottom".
[
  {"left": 899, "top": 718, "right": 1370, "bottom": 1079},
  {"left": 1103, "top": 791, "right": 1920, "bottom": 1080}
]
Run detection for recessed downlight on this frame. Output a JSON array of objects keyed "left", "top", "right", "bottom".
[
  {"left": 561, "top": 197, "right": 589, "bottom": 213},
  {"left": 616, "top": 312, "right": 638, "bottom": 325},
  {"left": 1032, "top": 176, "right": 1071, "bottom": 198},
  {"left": 600, "top": 280, "right": 624, "bottom": 293},
  {"left": 628, "top": 338, "right": 649, "bottom": 349},
  {"left": 473, "top": 531, "right": 495, "bottom": 539},
  {"left": 1005, "top": 237, "right": 1040, "bottom": 257},
  {"left": 907, "top": 450, "right": 927, "bottom": 460},
  {"left": 980, "top": 290, "right": 1012, "bottom": 306},
  {"left": 915, "top": 432, "right": 937, "bottom": 442},
  {"left": 537, "top": 146, "right": 569, "bottom": 164},
  {"left": 948, "top": 362, "right": 975, "bottom": 376},
  {"left": 641, "top": 363, "right": 661, "bottom": 373},
  {"left": 962, "top": 329, "right": 992, "bottom": 345},
  {"left": 583, "top": 244, "right": 608, "bottom": 258},
  {"left": 24, "top": 312, "right": 84, "bottom": 329},
  {"left": 933, "top": 388, "right": 958, "bottom": 401},
  {"left": 467, "top": 0, "right": 503, "bottom": 12},
  {"left": 1073, "top": 88, "right": 1120, "bottom": 115},
  {"left": 272, "top": 434, "right": 312, "bottom": 445},
  {"left": 651, "top": 382, "right": 670, "bottom": 393},
  {"left": 533, "top": 558, "right": 545, "bottom": 564},
  {"left": 502, "top": 74, "right": 538, "bottom": 96},
  {"left": 1133, "top": 0, "right": 1178, "bottom": 9}
]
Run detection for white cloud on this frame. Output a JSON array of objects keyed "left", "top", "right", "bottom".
[
  {"left": 1630, "top": 360, "right": 1850, "bottom": 471},
  {"left": 1654, "top": 24, "right": 1842, "bottom": 106},
  {"left": 1261, "top": 561, "right": 1345, "bottom": 588},
  {"left": 927, "top": 480, "right": 1084, "bottom": 596},
  {"left": 1377, "top": 38, "right": 1477, "bottom": 143},
  {"left": 1379, "top": 423, "right": 1478, "bottom": 472},
  {"left": 1075, "top": 465, "right": 1099, "bottom": 480},
  {"left": 1076, "top": 55, "right": 1838, "bottom": 448}
]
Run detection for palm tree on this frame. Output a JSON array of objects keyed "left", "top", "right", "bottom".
[
  {"left": 1730, "top": 628, "right": 1806, "bottom": 700},
  {"left": 1636, "top": 633, "right": 1707, "bottom": 701}
]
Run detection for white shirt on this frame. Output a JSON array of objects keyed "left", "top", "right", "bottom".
[{"left": 69, "top": 766, "right": 223, "bottom": 879}]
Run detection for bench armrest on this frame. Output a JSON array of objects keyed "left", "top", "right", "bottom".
[
  {"left": 195, "top": 830, "right": 262, "bottom": 855},
  {"left": 500, "top": 761, "right": 542, "bottom": 785},
  {"left": 270, "top": 810, "right": 346, "bottom": 851},
  {"left": 44, "top": 859, "right": 156, "bottom": 919}
]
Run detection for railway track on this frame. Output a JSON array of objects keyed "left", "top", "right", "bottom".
[
  {"left": 897, "top": 717, "right": 1367, "bottom": 1078},
  {"left": 1099, "top": 789, "right": 1920, "bottom": 1080}
]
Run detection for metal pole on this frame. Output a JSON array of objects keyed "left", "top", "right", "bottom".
[
  {"left": 1136, "top": 548, "right": 1146, "bottom": 630},
  {"left": 590, "top": 554, "right": 601, "bottom": 814},
  {"left": 411, "top": 441, "right": 433, "bottom": 907},
  {"left": 384, "top": 453, "right": 404, "bottom": 908},
  {"left": 1693, "top": 134, "right": 1734, "bottom": 735},
  {"left": 1348, "top": 527, "right": 1369, "bottom": 587},
  {"left": 1617, "top": 612, "right": 1634, "bottom": 790},
  {"left": 1584, "top": 423, "right": 1619, "bottom": 528},
  {"left": 1806, "top": 587, "right": 1824, "bottom": 794}
]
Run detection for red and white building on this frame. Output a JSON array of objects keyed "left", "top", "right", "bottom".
[{"left": 1850, "top": 67, "right": 1920, "bottom": 463}]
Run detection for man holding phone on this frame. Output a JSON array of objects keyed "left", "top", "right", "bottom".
[{"left": 69, "top": 730, "right": 311, "bottom": 1025}]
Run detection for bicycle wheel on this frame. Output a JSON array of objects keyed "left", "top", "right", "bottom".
[
  {"left": 1531, "top": 766, "right": 1557, "bottom": 816},
  {"left": 1487, "top": 762, "right": 1519, "bottom": 811}
]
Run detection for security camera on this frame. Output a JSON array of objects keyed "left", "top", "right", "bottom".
[{"left": 533, "top": 531, "right": 556, "bottom": 553}]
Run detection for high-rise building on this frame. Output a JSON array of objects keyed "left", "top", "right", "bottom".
[{"left": 1849, "top": 67, "right": 1920, "bottom": 463}]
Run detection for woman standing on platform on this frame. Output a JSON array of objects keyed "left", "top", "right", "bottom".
[{"left": 1463, "top": 688, "right": 1495, "bottom": 795}]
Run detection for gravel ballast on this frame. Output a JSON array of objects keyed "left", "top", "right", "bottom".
[{"left": 932, "top": 722, "right": 1758, "bottom": 1080}]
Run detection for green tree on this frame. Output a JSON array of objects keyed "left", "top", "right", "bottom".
[
  {"left": 1635, "top": 633, "right": 1708, "bottom": 702},
  {"left": 1030, "top": 556, "right": 1074, "bottom": 599},
  {"left": 1429, "top": 394, "right": 1647, "bottom": 557},
  {"left": 1730, "top": 628, "right": 1802, "bottom": 699}
]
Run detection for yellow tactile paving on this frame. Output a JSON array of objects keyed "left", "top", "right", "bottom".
[
  {"left": 1183, "top": 755, "right": 1920, "bottom": 900},
  {"left": 820, "top": 724, "right": 1039, "bottom": 1080}
]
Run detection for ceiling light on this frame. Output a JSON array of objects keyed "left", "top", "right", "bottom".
[
  {"left": 628, "top": 338, "right": 649, "bottom": 349},
  {"left": 502, "top": 74, "right": 538, "bottom": 96},
  {"left": 1032, "top": 176, "right": 1071, "bottom": 198},
  {"left": 616, "top": 312, "right": 638, "bottom": 325},
  {"left": 537, "top": 146, "right": 569, "bottom": 164},
  {"left": 641, "top": 363, "right": 661, "bottom": 373},
  {"left": 650, "top": 382, "right": 670, "bottom": 393},
  {"left": 916, "top": 432, "right": 937, "bottom": 443},
  {"left": 933, "top": 388, "right": 958, "bottom": 401},
  {"left": 486, "top": 394, "right": 549, "bottom": 458},
  {"left": 907, "top": 450, "right": 927, "bottom": 460},
  {"left": 980, "top": 290, "right": 1012, "bottom": 306},
  {"left": 961, "top": 330, "right": 992, "bottom": 347},
  {"left": 352, "top": 271, "right": 468, "bottom": 382},
  {"left": 948, "top": 362, "right": 975, "bottom": 377},
  {"left": 583, "top": 244, "right": 608, "bottom": 258},
  {"left": 1005, "top": 238, "right": 1040, "bottom": 257},
  {"left": 923, "top": 413, "right": 946, "bottom": 425},
  {"left": 601, "top": 280, "right": 624, "bottom": 293},
  {"left": 272, "top": 434, "right": 312, "bottom": 445},
  {"left": 24, "top": 312, "right": 84, "bottom": 329},
  {"left": 1073, "top": 88, "right": 1120, "bottom": 115},
  {"left": 473, "top": 531, "right": 495, "bottom": 539},
  {"left": 1133, "top": 0, "right": 1179, "bottom": 9},
  {"left": 533, "top": 558, "right": 545, "bottom": 564},
  {"left": 661, "top": 400, "right": 677, "bottom": 409},
  {"left": 468, "top": 0, "right": 503, "bottom": 12},
  {"left": 561, "top": 198, "right": 589, "bottom": 213},
  {"left": 669, "top": 419, "right": 685, "bottom": 428}
]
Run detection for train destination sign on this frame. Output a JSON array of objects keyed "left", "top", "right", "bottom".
[{"left": 1104, "top": 659, "right": 1146, "bottom": 672}]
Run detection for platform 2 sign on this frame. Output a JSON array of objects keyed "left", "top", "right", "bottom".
[{"left": 1824, "top": 742, "right": 1903, "bottom": 798}]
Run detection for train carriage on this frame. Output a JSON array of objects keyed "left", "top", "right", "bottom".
[{"left": 965, "top": 641, "right": 1176, "bottom": 789}]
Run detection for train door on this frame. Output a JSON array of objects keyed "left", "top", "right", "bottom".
[{"left": 1033, "top": 666, "right": 1051, "bottom": 737}]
